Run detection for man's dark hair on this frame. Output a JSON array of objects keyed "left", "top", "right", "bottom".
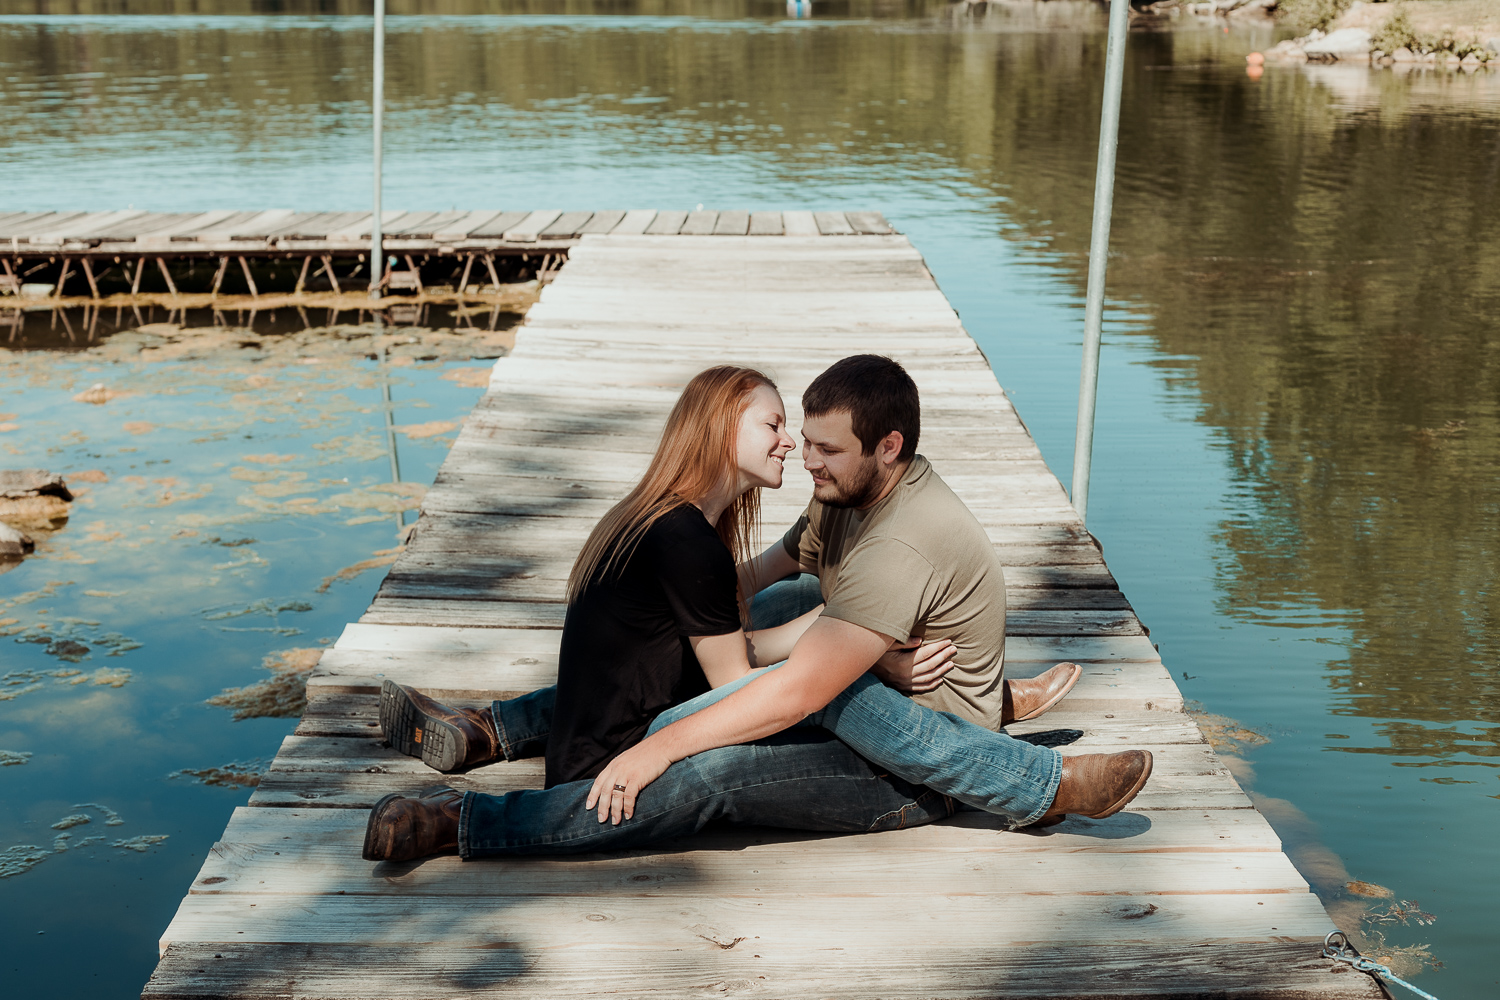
[{"left": 803, "top": 354, "right": 920, "bottom": 462}]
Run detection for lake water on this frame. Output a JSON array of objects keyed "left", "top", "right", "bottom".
[{"left": 2, "top": 2, "right": 1497, "bottom": 997}]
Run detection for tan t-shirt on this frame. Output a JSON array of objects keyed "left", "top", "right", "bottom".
[{"left": 780, "top": 456, "right": 1007, "bottom": 730}]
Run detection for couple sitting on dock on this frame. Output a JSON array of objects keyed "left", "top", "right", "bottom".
[{"left": 362, "top": 355, "right": 1153, "bottom": 862}]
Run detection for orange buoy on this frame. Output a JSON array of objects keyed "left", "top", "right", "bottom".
[{"left": 1246, "top": 52, "right": 1266, "bottom": 65}]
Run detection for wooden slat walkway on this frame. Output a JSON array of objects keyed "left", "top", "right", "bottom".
[
  {"left": 142, "top": 234, "right": 1379, "bottom": 999},
  {"left": 0, "top": 208, "right": 894, "bottom": 255}
]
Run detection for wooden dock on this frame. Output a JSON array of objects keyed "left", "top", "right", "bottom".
[
  {"left": 142, "top": 230, "right": 1381, "bottom": 999},
  {"left": 0, "top": 209, "right": 893, "bottom": 299}
]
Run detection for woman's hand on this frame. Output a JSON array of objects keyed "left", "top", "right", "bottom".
[
  {"left": 586, "top": 740, "right": 676, "bottom": 825},
  {"left": 870, "top": 638, "right": 957, "bottom": 694}
]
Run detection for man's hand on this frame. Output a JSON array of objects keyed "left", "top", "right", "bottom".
[
  {"left": 871, "top": 638, "right": 957, "bottom": 694},
  {"left": 586, "top": 741, "right": 675, "bottom": 825}
]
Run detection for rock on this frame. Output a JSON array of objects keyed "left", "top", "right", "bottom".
[
  {"left": 72, "top": 383, "right": 129, "bottom": 405},
  {"left": 1266, "top": 38, "right": 1309, "bottom": 61},
  {"left": 0, "top": 521, "right": 33, "bottom": 557},
  {"left": 0, "top": 495, "right": 70, "bottom": 527},
  {"left": 0, "top": 470, "right": 73, "bottom": 501},
  {"left": 1485, "top": 37, "right": 1500, "bottom": 55},
  {"left": 1227, "top": 0, "right": 1274, "bottom": 17},
  {"left": 1391, "top": 47, "right": 1418, "bottom": 62},
  {"left": 20, "top": 283, "right": 54, "bottom": 299},
  {"left": 1460, "top": 53, "right": 1481, "bottom": 67},
  {"left": 1303, "top": 27, "right": 1373, "bottom": 60}
]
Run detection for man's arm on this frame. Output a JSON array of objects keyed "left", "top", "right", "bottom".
[
  {"left": 588, "top": 616, "right": 890, "bottom": 822},
  {"left": 737, "top": 539, "right": 800, "bottom": 599}
]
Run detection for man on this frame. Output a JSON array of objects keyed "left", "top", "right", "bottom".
[{"left": 363, "top": 356, "right": 1150, "bottom": 862}]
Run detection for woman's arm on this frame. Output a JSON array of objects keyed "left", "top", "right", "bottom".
[
  {"left": 744, "top": 604, "right": 824, "bottom": 667},
  {"left": 690, "top": 631, "right": 754, "bottom": 689},
  {"left": 691, "top": 602, "right": 826, "bottom": 686}
]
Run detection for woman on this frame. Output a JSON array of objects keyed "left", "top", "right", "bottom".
[{"left": 364, "top": 366, "right": 1104, "bottom": 862}]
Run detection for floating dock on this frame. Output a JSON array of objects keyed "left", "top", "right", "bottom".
[
  {"left": 0, "top": 209, "right": 893, "bottom": 299},
  {"left": 141, "top": 224, "right": 1382, "bottom": 999}
]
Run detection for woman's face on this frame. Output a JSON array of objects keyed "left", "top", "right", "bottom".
[{"left": 735, "top": 384, "right": 796, "bottom": 491}]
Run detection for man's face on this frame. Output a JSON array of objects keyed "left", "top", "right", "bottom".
[{"left": 801, "top": 410, "right": 883, "bottom": 509}]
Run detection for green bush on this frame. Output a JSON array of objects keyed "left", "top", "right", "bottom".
[
  {"left": 1277, "top": 0, "right": 1353, "bottom": 32},
  {"left": 1370, "top": 5, "right": 1418, "bottom": 51}
]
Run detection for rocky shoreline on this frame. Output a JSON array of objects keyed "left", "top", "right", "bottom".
[{"left": 1264, "top": 0, "right": 1500, "bottom": 67}]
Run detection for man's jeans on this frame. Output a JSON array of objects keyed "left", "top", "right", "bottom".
[{"left": 464, "top": 575, "right": 1061, "bottom": 856}]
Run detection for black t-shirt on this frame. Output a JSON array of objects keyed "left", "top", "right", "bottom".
[{"left": 545, "top": 504, "right": 743, "bottom": 787}]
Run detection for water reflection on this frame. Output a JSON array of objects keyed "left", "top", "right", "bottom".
[{"left": 1, "top": 301, "right": 526, "bottom": 350}]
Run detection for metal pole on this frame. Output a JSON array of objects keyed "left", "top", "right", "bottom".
[
  {"left": 1069, "top": 0, "right": 1131, "bottom": 526},
  {"left": 374, "top": 312, "right": 405, "bottom": 529},
  {"left": 368, "top": 0, "right": 385, "bottom": 300}
]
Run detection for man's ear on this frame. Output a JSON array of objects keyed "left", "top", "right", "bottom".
[{"left": 878, "top": 431, "right": 904, "bottom": 467}]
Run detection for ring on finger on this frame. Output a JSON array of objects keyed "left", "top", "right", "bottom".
[{"left": 613, "top": 783, "right": 627, "bottom": 792}]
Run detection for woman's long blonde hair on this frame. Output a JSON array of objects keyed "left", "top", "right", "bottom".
[{"left": 566, "top": 366, "right": 777, "bottom": 607}]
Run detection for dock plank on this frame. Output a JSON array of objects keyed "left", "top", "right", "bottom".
[{"left": 145, "top": 938, "right": 1382, "bottom": 1000}]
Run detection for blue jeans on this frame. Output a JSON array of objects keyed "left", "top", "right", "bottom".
[
  {"left": 649, "top": 577, "right": 1061, "bottom": 824},
  {"left": 469, "top": 575, "right": 1061, "bottom": 855},
  {"left": 461, "top": 728, "right": 956, "bottom": 857}
]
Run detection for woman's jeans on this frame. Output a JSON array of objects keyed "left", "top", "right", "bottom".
[{"left": 461, "top": 575, "right": 1062, "bottom": 857}]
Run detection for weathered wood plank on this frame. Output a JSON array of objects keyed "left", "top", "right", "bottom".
[
  {"left": 644, "top": 209, "right": 688, "bottom": 235},
  {"left": 814, "top": 211, "right": 857, "bottom": 235},
  {"left": 432, "top": 209, "right": 505, "bottom": 240},
  {"left": 181, "top": 844, "right": 1306, "bottom": 902},
  {"left": 845, "top": 210, "right": 895, "bottom": 235},
  {"left": 748, "top": 211, "right": 783, "bottom": 235},
  {"left": 145, "top": 939, "right": 1380, "bottom": 1000},
  {"left": 576, "top": 210, "right": 626, "bottom": 234},
  {"left": 679, "top": 210, "right": 719, "bottom": 235},
  {"left": 468, "top": 210, "right": 531, "bottom": 238},
  {"left": 540, "top": 211, "right": 595, "bottom": 237},
  {"left": 713, "top": 210, "right": 750, "bottom": 235},
  {"left": 781, "top": 209, "right": 819, "bottom": 236},
  {"left": 606, "top": 209, "right": 658, "bottom": 235},
  {"left": 211, "top": 803, "right": 1285, "bottom": 852},
  {"left": 503, "top": 210, "right": 563, "bottom": 242}
]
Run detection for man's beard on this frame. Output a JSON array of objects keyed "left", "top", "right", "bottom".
[{"left": 814, "top": 456, "right": 885, "bottom": 509}]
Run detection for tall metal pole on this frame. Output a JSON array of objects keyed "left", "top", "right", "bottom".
[
  {"left": 1069, "top": 0, "right": 1131, "bottom": 525},
  {"left": 368, "top": 0, "right": 385, "bottom": 300}
]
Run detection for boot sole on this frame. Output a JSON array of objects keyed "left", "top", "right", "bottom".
[
  {"left": 1012, "top": 662, "right": 1083, "bottom": 723},
  {"left": 1088, "top": 750, "right": 1154, "bottom": 820},
  {"left": 380, "top": 679, "right": 469, "bottom": 773},
  {"left": 362, "top": 792, "right": 404, "bottom": 861}
]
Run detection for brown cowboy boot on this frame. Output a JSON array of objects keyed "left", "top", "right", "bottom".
[
  {"left": 1002, "top": 661, "right": 1083, "bottom": 725},
  {"left": 380, "top": 679, "right": 501, "bottom": 773},
  {"left": 1038, "top": 749, "right": 1153, "bottom": 822},
  {"left": 362, "top": 786, "right": 462, "bottom": 862}
]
